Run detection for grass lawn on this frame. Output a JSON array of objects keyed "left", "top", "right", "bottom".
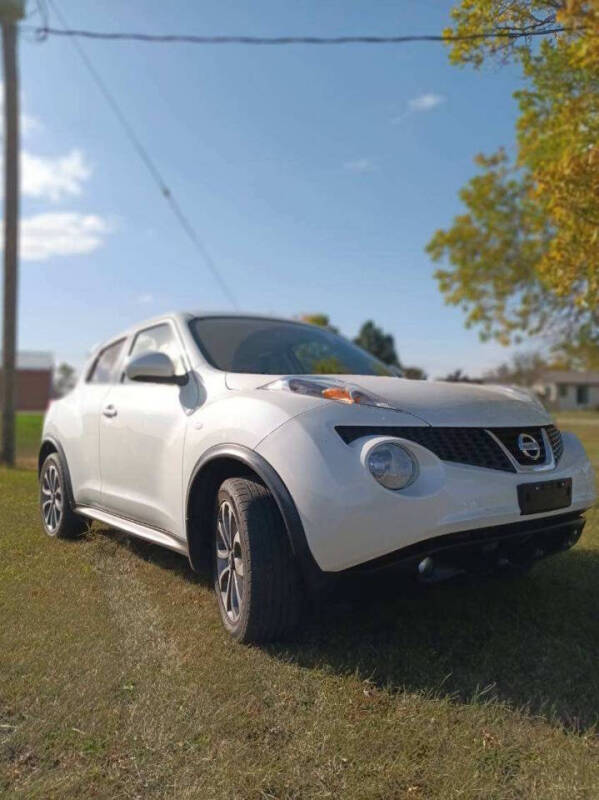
[
  {"left": 1, "top": 413, "right": 598, "bottom": 798},
  {"left": 15, "top": 412, "right": 44, "bottom": 466}
]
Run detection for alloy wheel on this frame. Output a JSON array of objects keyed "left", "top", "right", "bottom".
[
  {"left": 41, "top": 463, "right": 63, "bottom": 534},
  {"left": 215, "top": 500, "right": 244, "bottom": 623}
]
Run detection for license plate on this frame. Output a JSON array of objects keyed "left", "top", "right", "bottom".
[{"left": 517, "top": 478, "right": 572, "bottom": 515}]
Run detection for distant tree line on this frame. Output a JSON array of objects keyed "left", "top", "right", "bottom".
[
  {"left": 53, "top": 363, "right": 77, "bottom": 397},
  {"left": 438, "top": 353, "right": 560, "bottom": 386}
]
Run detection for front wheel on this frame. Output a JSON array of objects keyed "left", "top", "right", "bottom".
[
  {"left": 213, "top": 478, "right": 302, "bottom": 643},
  {"left": 39, "top": 453, "right": 87, "bottom": 539}
]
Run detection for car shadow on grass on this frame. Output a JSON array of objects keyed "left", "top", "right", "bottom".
[
  {"left": 89, "top": 525, "right": 212, "bottom": 586},
  {"left": 90, "top": 525, "right": 599, "bottom": 733},
  {"left": 267, "top": 549, "right": 599, "bottom": 733}
]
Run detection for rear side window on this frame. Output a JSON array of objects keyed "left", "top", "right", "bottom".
[{"left": 87, "top": 339, "right": 126, "bottom": 384}]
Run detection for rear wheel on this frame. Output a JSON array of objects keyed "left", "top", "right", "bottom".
[
  {"left": 213, "top": 477, "right": 302, "bottom": 643},
  {"left": 39, "top": 453, "right": 87, "bottom": 539}
]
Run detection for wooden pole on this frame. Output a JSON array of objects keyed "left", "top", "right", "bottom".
[{"left": 1, "top": 2, "right": 23, "bottom": 465}]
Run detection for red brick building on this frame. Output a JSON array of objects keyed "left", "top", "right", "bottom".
[{"left": 0, "top": 351, "right": 53, "bottom": 411}]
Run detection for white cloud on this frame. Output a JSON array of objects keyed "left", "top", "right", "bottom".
[
  {"left": 21, "top": 112, "right": 41, "bottom": 136},
  {"left": 136, "top": 293, "right": 154, "bottom": 304},
  {"left": 343, "top": 157, "right": 377, "bottom": 173},
  {"left": 393, "top": 93, "right": 446, "bottom": 124},
  {"left": 408, "top": 93, "right": 446, "bottom": 113},
  {"left": 19, "top": 212, "right": 110, "bottom": 260},
  {"left": 0, "top": 97, "right": 108, "bottom": 260},
  {"left": 21, "top": 149, "right": 92, "bottom": 203}
]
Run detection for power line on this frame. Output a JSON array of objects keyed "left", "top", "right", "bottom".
[
  {"left": 28, "top": 25, "right": 573, "bottom": 46},
  {"left": 46, "top": 0, "right": 239, "bottom": 310},
  {"left": 36, "top": 9, "right": 576, "bottom": 312}
]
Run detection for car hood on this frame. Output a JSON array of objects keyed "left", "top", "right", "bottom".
[{"left": 225, "top": 373, "right": 552, "bottom": 427}]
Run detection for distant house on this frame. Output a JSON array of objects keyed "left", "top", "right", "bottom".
[
  {"left": 0, "top": 351, "right": 53, "bottom": 411},
  {"left": 534, "top": 370, "right": 599, "bottom": 411}
]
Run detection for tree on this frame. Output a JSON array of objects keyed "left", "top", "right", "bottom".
[
  {"left": 440, "top": 368, "right": 480, "bottom": 384},
  {"left": 353, "top": 320, "right": 400, "bottom": 366},
  {"left": 53, "top": 363, "right": 76, "bottom": 397},
  {"left": 552, "top": 326, "right": 599, "bottom": 371},
  {"left": 484, "top": 351, "right": 550, "bottom": 386},
  {"left": 402, "top": 366, "right": 427, "bottom": 380},
  {"left": 299, "top": 313, "right": 339, "bottom": 334},
  {"left": 427, "top": 1, "right": 599, "bottom": 361}
]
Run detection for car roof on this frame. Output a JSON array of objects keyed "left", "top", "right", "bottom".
[{"left": 90, "top": 311, "right": 303, "bottom": 355}]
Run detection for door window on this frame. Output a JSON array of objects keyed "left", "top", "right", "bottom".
[
  {"left": 125, "top": 323, "right": 186, "bottom": 380},
  {"left": 87, "top": 339, "right": 126, "bottom": 384}
]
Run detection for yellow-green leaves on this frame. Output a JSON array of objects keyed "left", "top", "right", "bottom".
[{"left": 430, "top": 1, "right": 599, "bottom": 358}]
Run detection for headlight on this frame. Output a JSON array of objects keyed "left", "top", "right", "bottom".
[
  {"left": 367, "top": 442, "right": 417, "bottom": 490},
  {"left": 261, "top": 376, "right": 392, "bottom": 409}
]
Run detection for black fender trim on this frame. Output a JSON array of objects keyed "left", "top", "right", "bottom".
[
  {"left": 39, "top": 436, "right": 76, "bottom": 510},
  {"left": 186, "top": 444, "right": 325, "bottom": 587}
]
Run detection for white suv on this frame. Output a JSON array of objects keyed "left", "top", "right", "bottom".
[{"left": 39, "top": 312, "right": 596, "bottom": 642}]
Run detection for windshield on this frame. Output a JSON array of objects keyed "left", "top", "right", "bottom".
[{"left": 189, "top": 317, "right": 393, "bottom": 376}]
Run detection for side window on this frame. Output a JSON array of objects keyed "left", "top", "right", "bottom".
[
  {"left": 126, "top": 323, "right": 185, "bottom": 380},
  {"left": 576, "top": 385, "right": 589, "bottom": 405},
  {"left": 87, "top": 339, "right": 126, "bottom": 384}
]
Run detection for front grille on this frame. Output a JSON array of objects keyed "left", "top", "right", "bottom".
[
  {"left": 335, "top": 426, "right": 515, "bottom": 472},
  {"left": 489, "top": 427, "right": 547, "bottom": 465},
  {"left": 546, "top": 424, "right": 564, "bottom": 463},
  {"left": 335, "top": 424, "right": 564, "bottom": 472}
]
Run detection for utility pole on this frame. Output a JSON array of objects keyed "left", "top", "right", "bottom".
[{"left": 0, "top": 0, "right": 23, "bottom": 466}]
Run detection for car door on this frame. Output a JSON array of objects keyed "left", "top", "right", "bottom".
[
  {"left": 98, "top": 321, "right": 192, "bottom": 538},
  {"left": 71, "top": 337, "right": 127, "bottom": 507}
]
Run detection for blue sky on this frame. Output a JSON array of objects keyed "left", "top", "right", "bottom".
[{"left": 15, "top": 0, "right": 525, "bottom": 376}]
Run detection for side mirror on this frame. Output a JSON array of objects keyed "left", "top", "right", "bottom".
[
  {"left": 125, "top": 351, "right": 187, "bottom": 385},
  {"left": 388, "top": 365, "right": 404, "bottom": 378}
]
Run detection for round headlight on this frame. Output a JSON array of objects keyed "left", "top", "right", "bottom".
[{"left": 367, "top": 442, "right": 417, "bottom": 490}]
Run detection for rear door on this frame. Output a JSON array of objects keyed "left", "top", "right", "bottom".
[
  {"left": 71, "top": 338, "right": 127, "bottom": 507},
  {"left": 98, "top": 321, "right": 191, "bottom": 538}
]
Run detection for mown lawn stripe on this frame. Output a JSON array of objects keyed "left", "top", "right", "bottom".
[{"left": 1, "top": 412, "right": 598, "bottom": 798}]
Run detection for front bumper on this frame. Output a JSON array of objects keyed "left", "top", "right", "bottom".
[
  {"left": 256, "top": 406, "right": 596, "bottom": 573},
  {"left": 346, "top": 511, "right": 585, "bottom": 580}
]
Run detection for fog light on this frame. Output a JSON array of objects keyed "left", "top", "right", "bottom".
[
  {"left": 418, "top": 557, "right": 434, "bottom": 577},
  {"left": 367, "top": 442, "right": 417, "bottom": 490}
]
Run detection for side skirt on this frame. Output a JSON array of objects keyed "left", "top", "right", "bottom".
[{"left": 75, "top": 505, "right": 189, "bottom": 557}]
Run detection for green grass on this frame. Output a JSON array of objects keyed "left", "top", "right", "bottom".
[
  {"left": 1, "top": 415, "right": 598, "bottom": 798},
  {"left": 15, "top": 412, "right": 43, "bottom": 464}
]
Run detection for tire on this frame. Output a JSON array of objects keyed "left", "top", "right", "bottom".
[
  {"left": 39, "top": 453, "right": 87, "bottom": 539},
  {"left": 213, "top": 477, "right": 303, "bottom": 643}
]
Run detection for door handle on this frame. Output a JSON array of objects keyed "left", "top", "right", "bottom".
[{"left": 102, "top": 404, "right": 117, "bottom": 418}]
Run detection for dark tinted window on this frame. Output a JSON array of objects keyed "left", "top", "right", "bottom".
[
  {"left": 576, "top": 385, "right": 589, "bottom": 405},
  {"left": 189, "top": 317, "right": 392, "bottom": 376},
  {"left": 87, "top": 339, "right": 126, "bottom": 384}
]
